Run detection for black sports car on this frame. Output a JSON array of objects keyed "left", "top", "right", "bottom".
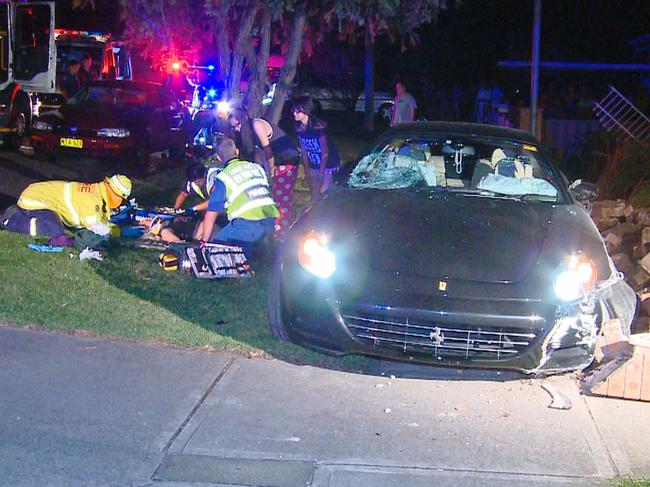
[{"left": 268, "top": 122, "right": 637, "bottom": 375}]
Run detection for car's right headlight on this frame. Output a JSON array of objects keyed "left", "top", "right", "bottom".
[
  {"left": 298, "top": 231, "right": 336, "bottom": 279},
  {"left": 553, "top": 253, "right": 597, "bottom": 302},
  {"left": 97, "top": 128, "right": 130, "bottom": 138},
  {"left": 33, "top": 120, "right": 52, "bottom": 131}
]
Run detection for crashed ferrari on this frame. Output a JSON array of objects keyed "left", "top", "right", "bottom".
[{"left": 268, "top": 122, "right": 637, "bottom": 375}]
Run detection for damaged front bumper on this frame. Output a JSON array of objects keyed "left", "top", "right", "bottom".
[
  {"left": 528, "top": 271, "right": 636, "bottom": 375},
  {"left": 282, "top": 262, "right": 638, "bottom": 376}
]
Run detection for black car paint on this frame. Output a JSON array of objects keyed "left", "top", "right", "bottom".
[{"left": 271, "top": 123, "right": 625, "bottom": 374}]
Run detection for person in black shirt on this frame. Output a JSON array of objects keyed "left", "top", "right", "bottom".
[
  {"left": 79, "top": 53, "right": 98, "bottom": 87},
  {"left": 291, "top": 96, "right": 340, "bottom": 202},
  {"left": 60, "top": 60, "right": 81, "bottom": 100}
]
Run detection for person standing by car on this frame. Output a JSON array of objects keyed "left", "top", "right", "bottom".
[
  {"left": 200, "top": 138, "right": 278, "bottom": 259},
  {"left": 60, "top": 60, "right": 81, "bottom": 100},
  {"left": 292, "top": 96, "right": 340, "bottom": 202},
  {"left": 390, "top": 81, "right": 417, "bottom": 126},
  {"left": 79, "top": 53, "right": 98, "bottom": 87},
  {"left": 228, "top": 108, "right": 301, "bottom": 238}
]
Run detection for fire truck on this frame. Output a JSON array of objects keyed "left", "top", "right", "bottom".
[
  {"left": 37, "top": 29, "right": 133, "bottom": 111},
  {"left": 0, "top": 1, "right": 56, "bottom": 145}
]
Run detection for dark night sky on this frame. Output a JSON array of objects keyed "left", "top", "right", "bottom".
[
  {"left": 56, "top": 0, "right": 650, "bottom": 89},
  {"left": 375, "top": 0, "right": 650, "bottom": 83}
]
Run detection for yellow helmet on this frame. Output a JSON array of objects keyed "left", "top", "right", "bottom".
[{"left": 105, "top": 174, "right": 132, "bottom": 200}]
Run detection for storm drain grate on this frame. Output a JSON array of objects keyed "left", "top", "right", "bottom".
[{"left": 154, "top": 454, "right": 315, "bottom": 486}]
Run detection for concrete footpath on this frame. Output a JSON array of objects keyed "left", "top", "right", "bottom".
[{"left": 1, "top": 326, "right": 649, "bottom": 487}]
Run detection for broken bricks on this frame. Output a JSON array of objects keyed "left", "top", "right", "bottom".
[{"left": 583, "top": 333, "right": 650, "bottom": 402}]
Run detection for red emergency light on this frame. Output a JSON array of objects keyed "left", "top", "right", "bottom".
[{"left": 165, "top": 58, "right": 189, "bottom": 74}]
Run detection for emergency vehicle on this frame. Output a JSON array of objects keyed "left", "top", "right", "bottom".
[
  {"left": 0, "top": 1, "right": 56, "bottom": 145},
  {"left": 38, "top": 29, "right": 133, "bottom": 111}
]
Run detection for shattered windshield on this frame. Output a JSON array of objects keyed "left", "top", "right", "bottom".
[{"left": 348, "top": 135, "right": 561, "bottom": 202}]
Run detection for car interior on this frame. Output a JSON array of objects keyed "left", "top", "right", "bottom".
[{"left": 348, "top": 136, "right": 559, "bottom": 199}]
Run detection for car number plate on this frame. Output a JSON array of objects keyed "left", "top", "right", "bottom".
[{"left": 60, "top": 137, "right": 83, "bottom": 149}]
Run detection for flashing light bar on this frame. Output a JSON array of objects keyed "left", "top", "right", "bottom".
[{"left": 54, "top": 29, "right": 111, "bottom": 43}]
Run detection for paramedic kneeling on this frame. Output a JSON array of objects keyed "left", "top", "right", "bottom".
[{"left": 200, "top": 138, "right": 278, "bottom": 258}]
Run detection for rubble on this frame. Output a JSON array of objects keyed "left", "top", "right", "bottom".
[
  {"left": 590, "top": 198, "right": 650, "bottom": 333},
  {"left": 581, "top": 199, "right": 650, "bottom": 402}
]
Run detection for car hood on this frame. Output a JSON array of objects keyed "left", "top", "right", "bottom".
[
  {"left": 300, "top": 189, "right": 556, "bottom": 283},
  {"left": 40, "top": 105, "right": 144, "bottom": 129}
]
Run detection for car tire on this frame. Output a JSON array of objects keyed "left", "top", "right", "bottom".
[
  {"left": 267, "top": 255, "right": 289, "bottom": 341},
  {"left": 9, "top": 106, "right": 30, "bottom": 148}
]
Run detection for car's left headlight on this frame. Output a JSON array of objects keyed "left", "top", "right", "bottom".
[
  {"left": 97, "top": 128, "right": 130, "bottom": 138},
  {"left": 299, "top": 231, "right": 336, "bottom": 279},
  {"left": 553, "top": 253, "right": 597, "bottom": 302}
]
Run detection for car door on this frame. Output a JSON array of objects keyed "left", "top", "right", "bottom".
[{"left": 11, "top": 2, "right": 56, "bottom": 93}]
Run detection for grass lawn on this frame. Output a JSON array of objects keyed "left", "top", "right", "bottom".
[
  {"left": 0, "top": 131, "right": 371, "bottom": 371},
  {"left": 612, "top": 478, "right": 650, "bottom": 487}
]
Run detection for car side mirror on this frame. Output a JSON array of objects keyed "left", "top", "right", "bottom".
[
  {"left": 333, "top": 161, "right": 354, "bottom": 186},
  {"left": 569, "top": 179, "right": 599, "bottom": 203}
]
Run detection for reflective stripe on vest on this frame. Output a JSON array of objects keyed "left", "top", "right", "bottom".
[
  {"left": 18, "top": 197, "right": 48, "bottom": 209},
  {"left": 217, "top": 160, "right": 277, "bottom": 221},
  {"left": 230, "top": 197, "right": 277, "bottom": 219},
  {"left": 63, "top": 183, "right": 81, "bottom": 227},
  {"left": 191, "top": 182, "right": 205, "bottom": 200}
]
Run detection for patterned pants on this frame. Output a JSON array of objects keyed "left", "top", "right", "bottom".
[{"left": 272, "top": 164, "right": 298, "bottom": 239}]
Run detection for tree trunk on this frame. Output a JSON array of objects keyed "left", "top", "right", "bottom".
[
  {"left": 245, "top": 6, "right": 271, "bottom": 119},
  {"left": 363, "top": 24, "right": 375, "bottom": 132},
  {"left": 266, "top": 4, "right": 307, "bottom": 125},
  {"left": 228, "top": 2, "right": 259, "bottom": 104},
  {"left": 215, "top": 21, "right": 230, "bottom": 83}
]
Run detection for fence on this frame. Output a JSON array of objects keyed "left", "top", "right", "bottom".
[{"left": 542, "top": 119, "right": 603, "bottom": 161}]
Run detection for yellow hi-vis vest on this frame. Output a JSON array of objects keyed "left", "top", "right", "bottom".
[
  {"left": 17, "top": 180, "right": 111, "bottom": 230},
  {"left": 190, "top": 166, "right": 221, "bottom": 200},
  {"left": 216, "top": 159, "right": 279, "bottom": 221}
]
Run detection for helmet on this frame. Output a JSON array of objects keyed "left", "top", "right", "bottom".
[{"left": 105, "top": 174, "right": 132, "bottom": 200}]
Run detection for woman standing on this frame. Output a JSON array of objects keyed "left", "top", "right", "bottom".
[
  {"left": 228, "top": 108, "right": 301, "bottom": 238},
  {"left": 291, "top": 96, "right": 340, "bottom": 202}
]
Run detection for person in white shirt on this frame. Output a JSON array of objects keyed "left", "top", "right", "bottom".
[{"left": 390, "top": 81, "right": 417, "bottom": 126}]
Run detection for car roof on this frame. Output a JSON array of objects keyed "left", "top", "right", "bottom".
[
  {"left": 86, "top": 80, "right": 163, "bottom": 90},
  {"left": 384, "top": 122, "right": 540, "bottom": 145}
]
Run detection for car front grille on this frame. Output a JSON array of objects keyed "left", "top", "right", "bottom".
[{"left": 343, "top": 312, "right": 543, "bottom": 361}]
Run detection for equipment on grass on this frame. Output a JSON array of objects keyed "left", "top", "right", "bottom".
[
  {"left": 159, "top": 251, "right": 181, "bottom": 271},
  {"left": 166, "top": 242, "right": 253, "bottom": 279}
]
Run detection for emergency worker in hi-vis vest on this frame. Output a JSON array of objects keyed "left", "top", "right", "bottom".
[
  {"left": 200, "top": 138, "right": 278, "bottom": 258},
  {"left": 1, "top": 174, "right": 132, "bottom": 238}
]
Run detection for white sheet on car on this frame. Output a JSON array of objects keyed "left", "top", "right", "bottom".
[{"left": 477, "top": 173, "right": 557, "bottom": 198}]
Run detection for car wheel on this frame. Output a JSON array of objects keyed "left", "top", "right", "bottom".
[
  {"left": 9, "top": 107, "right": 30, "bottom": 148},
  {"left": 267, "top": 255, "right": 289, "bottom": 341},
  {"left": 378, "top": 103, "right": 393, "bottom": 122}
]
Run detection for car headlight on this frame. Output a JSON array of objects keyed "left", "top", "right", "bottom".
[
  {"left": 97, "top": 128, "right": 130, "bottom": 138},
  {"left": 553, "top": 253, "right": 597, "bottom": 302},
  {"left": 216, "top": 100, "right": 230, "bottom": 116},
  {"left": 33, "top": 120, "right": 52, "bottom": 131},
  {"left": 298, "top": 231, "right": 336, "bottom": 279}
]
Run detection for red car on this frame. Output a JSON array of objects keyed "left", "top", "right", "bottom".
[{"left": 31, "top": 80, "right": 191, "bottom": 160}]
